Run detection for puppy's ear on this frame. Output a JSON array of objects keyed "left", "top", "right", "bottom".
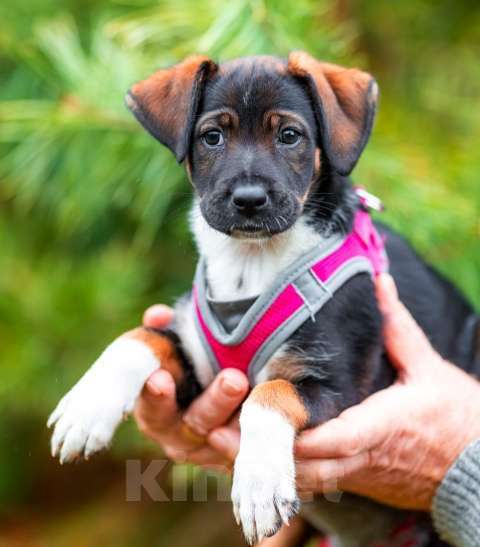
[
  {"left": 126, "top": 56, "right": 218, "bottom": 163},
  {"left": 288, "top": 51, "right": 378, "bottom": 176}
]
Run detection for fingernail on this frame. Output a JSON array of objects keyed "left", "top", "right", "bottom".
[
  {"left": 146, "top": 372, "right": 164, "bottom": 396},
  {"left": 143, "top": 304, "right": 174, "bottom": 326},
  {"left": 381, "top": 274, "right": 397, "bottom": 295},
  {"left": 220, "top": 372, "right": 245, "bottom": 397}
]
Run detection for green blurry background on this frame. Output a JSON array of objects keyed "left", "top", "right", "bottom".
[{"left": 0, "top": 0, "right": 479, "bottom": 545}]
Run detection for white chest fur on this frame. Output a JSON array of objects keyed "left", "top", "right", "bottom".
[{"left": 190, "top": 201, "right": 324, "bottom": 300}]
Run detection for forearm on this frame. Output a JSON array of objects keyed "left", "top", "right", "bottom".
[{"left": 432, "top": 439, "right": 480, "bottom": 547}]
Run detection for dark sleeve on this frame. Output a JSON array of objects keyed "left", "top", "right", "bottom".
[{"left": 432, "top": 439, "right": 480, "bottom": 547}]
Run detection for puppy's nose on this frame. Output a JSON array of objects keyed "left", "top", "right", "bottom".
[{"left": 232, "top": 185, "right": 268, "bottom": 215}]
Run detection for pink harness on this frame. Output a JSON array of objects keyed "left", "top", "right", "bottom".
[{"left": 193, "top": 190, "right": 388, "bottom": 383}]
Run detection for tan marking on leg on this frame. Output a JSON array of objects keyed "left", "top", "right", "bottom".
[
  {"left": 267, "top": 356, "right": 308, "bottom": 383},
  {"left": 123, "top": 327, "right": 184, "bottom": 384},
  {"left": 249, "top": 379, "right": 308, "bottom": 430}
]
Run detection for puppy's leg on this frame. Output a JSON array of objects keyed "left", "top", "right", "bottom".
[
  {"left": 231, "top": 379, "right": 309, "bottom": 545},
  {"left": 48, "top": 327, "right": 187, "bottom": 463}
]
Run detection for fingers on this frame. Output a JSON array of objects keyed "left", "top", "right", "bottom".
[
  {"left": 183, "top": 368, "right": 249, "bottom": 436},
  {"left": 134, "top": 369, "right": 179, "bottom": 435},
  {"left": 375, "top": 274, "right": 438, "bottom": 376},
  {"left": 143, "top": 304, "right": 174, "bottom": 329},
  {"left": 296, "top": 453, "right": 370, "bottom": 493},
  {"left": 208, "top": 426, "right": 241, "bottom": 461},
  {"left": 165, "top": 443, "right": 232, "bottom": 470},
  {"left": 135, "top": 366, "right": 246, "bottom": 469},
  {"left": 295, "top": 388, "right": 397, "bottom": 459}
]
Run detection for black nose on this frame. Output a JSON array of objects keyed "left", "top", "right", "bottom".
[{"left": 232, "top": 185, "right": 268, "bottom": 215}]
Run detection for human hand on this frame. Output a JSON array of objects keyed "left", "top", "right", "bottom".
[
  {"left": 294, "top": 274, "right": 480, "bottom": 510},
  {"left": 134, "top": 304, "right": 248, "bottom": 469}
]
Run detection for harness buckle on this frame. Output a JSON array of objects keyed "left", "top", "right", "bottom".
[{"left": 355, "top": 187, "right": 385, "bottom": 212}]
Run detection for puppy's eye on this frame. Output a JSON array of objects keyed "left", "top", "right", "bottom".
[
  {"left": 279, "top": 128, "right": 301, "bottom": 146},
  {"left": 202, "top": 130, "right": 224, "bottom": 147}
]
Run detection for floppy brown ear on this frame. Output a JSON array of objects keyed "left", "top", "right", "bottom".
[
  {"left": 288, "top": 51, "right": 378, "bottom": 176},
  {"left": 126, "top": 55, "right": 218, "bottom": 163}
]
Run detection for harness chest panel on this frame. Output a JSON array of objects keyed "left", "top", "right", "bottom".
[{"left": 193, "top": 202, "right": 388, "bottom": 384}]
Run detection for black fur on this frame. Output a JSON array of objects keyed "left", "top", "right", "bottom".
[
  {"left": 130, "top": 56, "right": 479, "bottom": 547},
  {"left": 191, "top": 60, "right": 477, "bottom": 546}
]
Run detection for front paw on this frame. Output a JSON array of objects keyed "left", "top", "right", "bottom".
[
  {"left": 48, "top": 337, "right": 159, "bottom": 463},
  {"left": 231, "top": 454, "right": 300, "bottom": 545},
  {"left": 48, "top": 373, "right": 135, "bottom": 463}
]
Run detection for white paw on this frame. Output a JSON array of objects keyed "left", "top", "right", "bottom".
[
  {"left": 48, "top": 373, "right": 134, "bottom": 463},
  {"left": 232, "top": 404, "right": 300, "bottom": 544},
  {"left": 48, "top": 337, "right": 159, "bottom": 463}
]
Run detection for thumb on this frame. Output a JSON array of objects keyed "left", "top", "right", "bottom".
[
  {"left": 134, "top": 369, "right": 179, "bottom": 431},
  {"left": 143, "top": 304, "right": 174, "bottom": 329},
  {"left": 295, "top": 385, "right": 399, "bottom": 459},
  {"left": 375, "top": 274, "right": 438, "bottom": 377}
]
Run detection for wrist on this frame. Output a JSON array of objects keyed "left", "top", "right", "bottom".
[{"left": 432, "top": 439, "right": 480, "bottom": 546}]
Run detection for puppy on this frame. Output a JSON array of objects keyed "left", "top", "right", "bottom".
[{"left": 48, "top": 53, "right": 479, "bottom": 546}]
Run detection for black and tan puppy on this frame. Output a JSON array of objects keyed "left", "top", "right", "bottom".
[{"left": 48, "top": 53, "right": 479, "bottom": 546}]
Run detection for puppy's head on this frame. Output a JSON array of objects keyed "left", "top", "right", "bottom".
[{"left": 127, "top": 52, "right": 377, "bottom": 239}]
